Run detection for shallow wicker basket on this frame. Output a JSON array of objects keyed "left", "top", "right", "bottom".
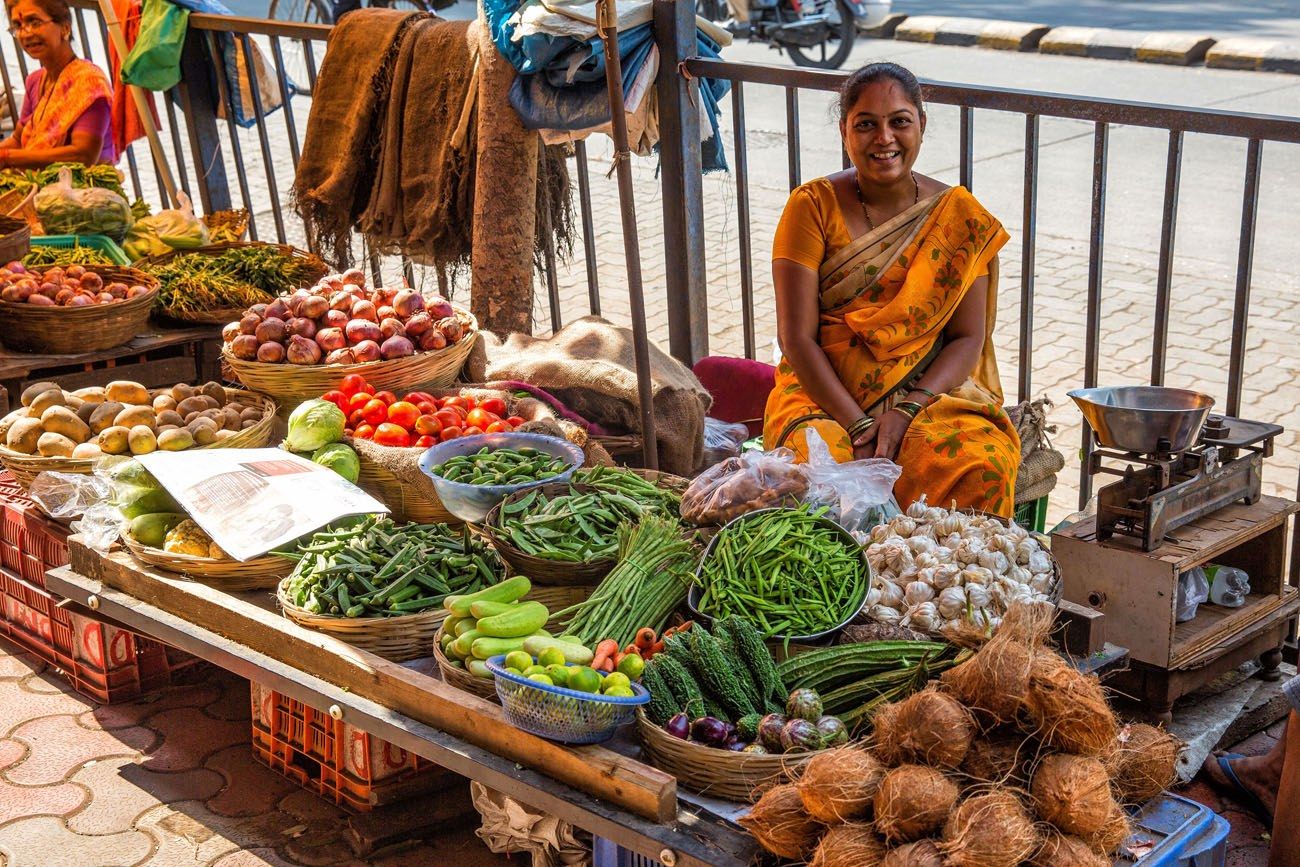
[
  {"left": 222, "top": 310, "right": 479, "bottom": 408},
  {"left": 122, "top": 536, "right": 290, "bottom": 591},
  {"left": 635, "top": 710, "right": 822, "bottom": 802},
  {"left": 433, "top": 626, "right": 500, "bottom": 702},
  {"left": 483, "top": 483, "right": 617, "bottom": 587},
  {"left": 136, "top": 242, "right": 328, "bottom": 324},
  {"left": 277, "top": 580, "right": 447, "bottom": 662},
  {"left": 0, "top": 215, "right": 31, "bottom": 263},
  {"left": 0, "top": 386, "right": 277, "bottom": 493},
  {"left": 0, "top": 265, "right": 158, "bottom": 354}
]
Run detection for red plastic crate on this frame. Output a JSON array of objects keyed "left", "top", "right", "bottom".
[{"left": 0, "top": 475, "right": 70, "bottom": 589}]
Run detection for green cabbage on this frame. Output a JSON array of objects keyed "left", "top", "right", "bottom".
[
  {"left": 286, "top": 399, "right": 345, "bottom": 453},
  {"left": 35, "top": 167, "right": 133, "bottom": 242},
  {"left": 311, "top": 443, "right": 360, "bottom": 483}
]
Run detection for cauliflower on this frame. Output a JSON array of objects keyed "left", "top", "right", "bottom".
[{"left": 164, "top": 519, "right": 212, "bottom": 557}]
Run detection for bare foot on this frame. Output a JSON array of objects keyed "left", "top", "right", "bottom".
[{"left": 1200, "top": 752, "right": 1279, "bottom": 819}]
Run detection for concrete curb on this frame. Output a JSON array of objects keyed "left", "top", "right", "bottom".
[
  {"left": 895, "top": 15, "right": 1049, "bottom": 52},
  {"left": 1038, "top": 26, "right": 1215, "bottom": 65},
  {"left": 1207, "top": 37, "right": 1300, "bottom": 74}
]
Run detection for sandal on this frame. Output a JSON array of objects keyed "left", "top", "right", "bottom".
[{"left": 1207, "top": 752, "right": 1274, "bottom": 828}]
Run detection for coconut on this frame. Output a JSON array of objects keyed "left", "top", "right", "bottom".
[
  {"left": 873, "top": 764, "right": 959, "bottom": 844},
  {"left": 881, "top": 839, "right": 944, "bottom": 867},
  {"left": 939, "top": 791, "right": 1040, "bottom": 866},
  {"left": 873, "top": 687, "right": 975, "bottom": 769},
  {"left": 1031, "top": 753, "right": 1116, "bottom": 837},
  {"left": 797, "top": 746, "right": 885, "bottom": 823},
  {"left": 1023, "top": 650, "right": 1117, "bottom": 756},
  {"left": 737, "top": 783, "right": 823, "bottom": 861},
  {"left": 808, "top": 823, "right": 888, "bottom": 867},
  {"left": 1105, "top": 723, "right": 1181, "bottom": 804},
  {"left": 1088, "top": 805, "right": 1133, "bottom": 856},
  {"left": 959, "top": 731, "right": 1034, "bottom": 786},
  {"left": 1032, "top": 829, "right": 1108, "bottom": 866}
]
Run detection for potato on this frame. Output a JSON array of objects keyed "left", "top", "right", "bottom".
[
  {"left": 191, "top": 425, "right": 217, "bottom": 446},
  {"left": 97, "top": 426, "right": 131, "bottom": 455},
  {"left": 239, "top": 406, "right": 263, "bottom": 423},
  {"left": 170, "top": 383, "right": 195, "bottom": 403},
  {"left": 221, "top": 407, "right": 243, "bottom": 430},
  {"left": 21, "top": 382, "right": 59, "bottom": 407},
  {"left": 29, "top": 389, "right": 67, "bottom": 416},
  {"left": 64, "top": 395, "right": 85, "bottom": 412},
  {"left": 199, "top": 382, "right": 227, "bottom": 406},
  {"left": 157, "top": 424, "right": 178, "bottom": 433},
  {"left": 0, "top": 412, "right": 24, "bottom": 443},
  {"left": 128, "top": 425, "right": 158, "bottom": 455},
  {"left": 226, "top": 402, "right": 247, "bottom": 414},
  {"left": 158, "top": 429, "right": 195, "bottom": 451},
  {"left": 156, "top": 410, "right": 185, "bottom": 428},
  {"left": 114, "top": 405, "right": 157, "bottom": 432},
  {"left": 152, "top": 394, "right": 178, "bottom": 413},
  {"left": 5, "top": 417, "right": 44, "bottom": 454},
  {"left": 241, "top": 419, "right": 257, "bottom": 429},
  {"left": 105, "top": 381, "right": 150, "bottom": 406},
  {"left": 70, "top": 386, "right": 106, "bottom": 405},
  {"left": 41, "top": 406, "right": 91, "bottom": 443},
  {"left": 37, "top": 432, "right": 77, "bottom": 457},
  {"left": 200, "top": 408, "right": 225, "bottom": 423},
  {"left": 176, "top": 396, "right": 218, "bottom": 417},
  {"left": 213, "top": 429, "right": 237, "bottom": 441},
  {"left": 71, "top": 442, "right": 103, "bottom": 459},
  {"left": 89, "top": 401, "right": 126, "bottom": 434},
  {"left": 75, "top": 402, "right": 98, "bottom": 426}
]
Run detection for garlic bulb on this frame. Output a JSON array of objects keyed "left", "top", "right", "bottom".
[
  {"left": 904, "top": 580, "right": 936, "bottom": 606},
  {"left": 935, "top": 512, "right": 968, "bottom": 538},
  {"left": 1028, "top": 550, "right": 1053, "bottom": 575},
  {"left": 932, "top": 564, "right": 962, "bottom": 590},
  {"left": 924, "top": 507, "right": 946, "bottom": 524},
  {"left": 941, "top": 532, "right": 964, "bottom": 550},
  {"left": 1030, "top": 572, "right": 1055, "bottom": 594},
  {"left": 933, "top": 545, "right": 955, "bottom": 565},
  {"left": 877, "top": 580, "right": 906, "bottom": 609},
  {"left": 1006, "top": 521, "right": 1030, "bottom": 541},
  {"left": 869, "top": 523, "right": 893, "bottom": 545},
  {"left": 914, "top": 551, "right": 940, "bottom": 571},
  {"left": 869, "top": 604, "right": 902, "bottom": 624},
  {"left": 864, "top": 586, "right": 883, "bottom": 608},
  {"left": 978, "top": 549, "right": 1010, "bottom": 575},
  {"left": 885, "top": 544, "right": 914, "bottom": 572},
  {"left": 904, "top": 601, "right": 941, "bottom": 632},
  {"left": 867, "top": 549, "right": 889, "bottom": 572},
  {"left": 962, "top": 565, "right": 995, "bottom": 587},
  {"left": 954, "top": 538, "right": 985, "bottom": 565},
  {"left": 966, "top": 584, "right": 991, "bottom": 609},
  {"left": 892, "top": 516, "right": 917, "bottom": 538},
  {"left": 937, "top": 585, "right": 968, "bottom": 620},
  {"left": 907, "top": 535, "right": 938, "bottom": 556},
  {"left": 993, "top": 534, "right": 1018, "bottom": 561},
  {"left": 1015, "top": 539, "right": 1037, "bottom": 565},
  {"left": 906, "top": 497, "right": 929, "bottom": 520},
  {"left": 1008, "top": 565, "right": 1033, "bottom": 586}
]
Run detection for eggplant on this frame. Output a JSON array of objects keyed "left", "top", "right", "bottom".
[
  {"left": 725, "top": 738, "right": 749, "bottom": 752},
  {"left": 785, "top": 688, "right": 824, "bottom": 723},
  {"left": 689, "top": 716, "right": 730, "bottom": 746},
  {"left": 663, "top": 712, "right": 690, "bottom": 740},
  {"left": 758, "top": 713, "right": 787, "bottom": 752},
  {"left": 816, "top": 715, "right": 849, "bottom": 748},
  {"left": 780, "top": 718, "right": 823, "bottom": 753}
]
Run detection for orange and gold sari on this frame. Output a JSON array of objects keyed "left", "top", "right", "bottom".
[{"left": 763, "top": 184, "right": 1020, "bottom": 516}]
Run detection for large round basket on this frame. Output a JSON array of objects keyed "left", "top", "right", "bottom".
[
  {"left": 0, "top": 215, "right": 31, "bottom": 263},
  {"left": 135, "top": 242, "right": 328, "bottom": 324},
  {"left": 222, "top": 310, "right": 479, "bottom": 408},
  {"left": 483, "top": 483, "right": 618, "bottom": 587},
  {"left": 635, "top": 710, "right": 821, "bottom": 802},
  {"left": 0, "top": 386, "right": 277, "bottom": 493},
  {"left": 0, "top": 266, "right": 158, "bottom": 354},
  {"left": 432, "top": 626, "right": 500, "bottom": 702},
  {"left": 122, "top": 536, "right": 290, "bottom": 591},
  {"left": 278, "top": 586, "right": 447, "bottom": 663}
]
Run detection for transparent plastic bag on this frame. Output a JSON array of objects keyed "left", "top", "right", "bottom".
[
  {"left": 27, "top": 469, "right": 121, "bottom": 553},
  {"left": 1208, "top": 564, "right": 1250, "bottom": 608},
  {"left": 800, "top": 427, "right": 902, "bottom": 538},
  {"left": 1176, "top": 566, "right": 1210, "bottom": 622},
  {"left": 701, "top": 417, "right": 750, "bottom": 468},
  {"left": 680, "top": 447, "right": 810, "bottom": 526}
]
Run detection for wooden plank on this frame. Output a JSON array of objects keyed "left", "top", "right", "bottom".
[
  {"left": 1171, "top": 588, "right": 1300, "bottom": 667},
  {"left": 1055, "top": 599, "right": 1106, "bottom": 657},
  {"left": 69, "top": 539, "right": 678, "bottom": 822},
  {"left": 0, "top": 326, "right": 220, "bottom": 380}
]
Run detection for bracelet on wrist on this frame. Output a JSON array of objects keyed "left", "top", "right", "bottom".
[
  {"left": 892, "top": 401, "right": 924, "bottom": 420},
  {"left": 847, "top": 416, "right": 874, "bottom": 439},
  {"left": 910, "top": 387, "right": 937, "bottom": 403}
]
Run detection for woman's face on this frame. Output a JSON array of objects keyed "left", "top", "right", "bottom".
[
  {"left": 841, "top": 79, "right": 925, "bottom": 188},
  {"left": 9, "top": 0, "right": 68, "bottom": 63}
]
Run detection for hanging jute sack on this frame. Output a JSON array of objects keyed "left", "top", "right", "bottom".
[{"left": 1006, "top": 397, "right": 1066, "bottom": 505}]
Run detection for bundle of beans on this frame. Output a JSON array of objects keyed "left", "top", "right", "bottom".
[{"left": 737, "top": 601, "right": 1183, "bottom": 866}]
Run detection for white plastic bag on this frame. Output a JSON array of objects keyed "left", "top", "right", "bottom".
[
  {"left": 1208, "top": 564, "right": 1250, "bottom": 608},
  {"left": 27, "top": 469, "right": 120, "bottom": 553},
  {"left": 701, "top": 416, "right": 750, "bottom": 467},
  {"left": 680, "top": 447, "right": 810, "bottom": 525},
  {"left": 801, "top": 427, "right": 902, "bottom": 538},
  {"left": 1176, "top": 567, "right": 1210, "bottom": 622}
]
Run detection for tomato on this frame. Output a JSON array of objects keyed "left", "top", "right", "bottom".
[
  {"left": 354, "top": 423, "right": 375, "bottom": 440},
  {"left": 322, "top": 390, "right": 348, "bottom": 411},
  {"left": 465, "top": 408, "right": 495, "bottom": 430},
  {"left": 373, "top": 390, "right": 397, "bottom": 406},
  {"left": 373, "top": 423, "right": 411, "bottom": 447},
  {"left": 414, "top": 414, "right": 442, "bottom": 437},
  {"left": 406, "top": 391, "right": 435, "bottom": 406},
  {"left": 414, "top": 435, "right": 436, "bottom": 448},
  {"left": 361, "top": 399, "right": 389, "bottom": 426},
  {"left": 348, "top": 392, "right": 373, "bottom": 414},
  {"left": 441, "top": 396, "right": 474, "bottom": 411},
  {"left": 506, "top": 416, "right": 525, "bottom": 428},
  {"left": 439, "top": 426, "right": 462, "bottom": 441},
  {"left": 343, "top": 429, "right": 354, "bottom": 438},
  {"left": 462, "top": 426, "right": 483, "bottom": 437},
  {"left": 414, "top": 401, "right": 437, "bottom": 416},
  {"left": 347, "top": 409, "right": 365, "bottom": 429},
  {"left": 485, "top": 421, "right": 512, "bottom": 434},
  {"left": 433, "top": 409, "right": 462, "bottom": 430},
  {"left": 339, "top": 374, "right": 371, "bottom": 397},
  {"left": 386, "top": 401, "right": 421, "bottom": 430},
  {"left": 479, "top": 397, "right": 507, "bottom": 417}
]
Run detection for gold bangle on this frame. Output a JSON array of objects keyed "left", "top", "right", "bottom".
[
  {"left": 911, "top": 387, "right": 937, "bottom": 403},
  {"left": 892, "top": 401, "right": 924, "bottom": 420},
  {"left": 848, "top": 416, "right": 873, "bottom": 439}
]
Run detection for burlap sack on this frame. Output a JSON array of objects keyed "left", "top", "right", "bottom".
[{"left": 1006, "top": 396, "right": 1066, "bottom": 504}]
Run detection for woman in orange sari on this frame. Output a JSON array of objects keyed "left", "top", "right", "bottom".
[{"left": 763, "top": 62, "right": 1019, "bottom": 516}]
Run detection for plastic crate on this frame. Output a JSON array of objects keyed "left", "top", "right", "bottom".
[
  {"left": 1118, "top": 792, "right": 1229, "bottom": 866},
  {"left": 593, "top": 837, "right": 662, "bottom": 867},
  {"left": 1014, "top": 494, "right": 1048, "bottom": 533},
  {"left": 29, "top": 234, "right": 131, "bottom": 266},
  {"left": 0, "top": 475, "right": 70, "bottom": 590}
]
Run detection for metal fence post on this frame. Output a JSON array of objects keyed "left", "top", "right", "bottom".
[
  {"left": 177, "top": 28, "right": 232, "bottom": 213},
  {"left": 653, "top": 0, "right": 709, "bottom": 366}
]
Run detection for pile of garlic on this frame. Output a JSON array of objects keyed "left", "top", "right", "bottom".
[{"left": 862, "top": 497, "right": 1058, "bottom": 635}]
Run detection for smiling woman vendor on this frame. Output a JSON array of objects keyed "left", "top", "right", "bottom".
[
  {"left": 763, "top": 62, "right": 1020, "bottom": 516},
  {"left": 0, "top": 0, "right": 116, "bottom": 169}
]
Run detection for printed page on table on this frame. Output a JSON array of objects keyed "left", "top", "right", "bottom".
[{"left": 137, "top": 448, "right": 388, "bottom": 561}]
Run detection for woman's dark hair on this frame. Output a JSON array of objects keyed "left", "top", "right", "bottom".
[
  {"left": 8, "top": 0, "right": 71, "bottom": 26},
  {"left": 838, "top": 62, "right": 924, "bottom": 122}
]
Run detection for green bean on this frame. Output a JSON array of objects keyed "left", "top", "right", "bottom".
[{"left": 433, "top": 446, "right": 571, "bottom": 487}]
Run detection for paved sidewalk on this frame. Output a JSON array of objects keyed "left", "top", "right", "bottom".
[{"left": 0, "top": 640, "right": 508, "bottom": 867}]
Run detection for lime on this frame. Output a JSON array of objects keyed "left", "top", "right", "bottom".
[
  {"left": 527, "top": 674, "right": 554, "bottom": 686},
  {"left": 602, "top": 672, "right": 631, "bottom": 692},
  {"left": 566, "top": 666, "right": 603, "bottom": 694},
  {"left": 603, "top": 685, "right": 635, "bottom": 698},
  {"left": 537, "top": 647, "right": 567, "bottom": 667},
  {"left": 615, "top": 654, "right": 645, "bottom": 681},
  {"left": 523, "top": 665, "right": 548, "bottom": 678},
  {"left": 506, "top": 667, "right": 524, "bottom": 676},
  {"left": 545, "top": 664, "right": 570, "bottom": 686},
  {"left": 504, "top": 650, "right": 534, "bottom": 673}
]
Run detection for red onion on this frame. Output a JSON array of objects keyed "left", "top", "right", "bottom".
[
  {"left": 341, "top": 268, "right": 366, "bottom": 286},
  {"left": 250, "top": 303, "right": 268, "bottom": 317},
  {"left": 379, "top": 335, "right": 414, "bottom": 360},
  {"left": 418, "top": 329, "right": 447, "bottom": 352},
  {"left": 288, "top": 317, "right": 317, "bottom": 339},
  {"left": 324, "top": 309, "right": 347, "bottom": 329},
  {"left": 376, "top": 305, "right": 396, "bottom": 321},
  {"left": 435, "top": 316, "right": 464, "bottom": 344},
  {"left": 79, "top": 272, "right": 103, "bottom": 292},
  {"left": 392, "top": 289, "right": 424, "bottom": 319},
  {"left": 330, "top": 291, "right": 354, "bottom": 312},
  {"left": 352, "top": 340, "right": 381, "bottom": 363},
  {"left": 301, "top": 295, "right": 329, "bottom": 319},
  {"left": 286, "top": 335, "right": 323, "bottom": 365},
  {"left": 403, "top": 312, "right": 432, "bottom": 337},
  {"left": 257, "top": 342, "right": 285, "bottom": 363},
  {"left": 26, "top": 294, "right": 54, "bottom": 306},
  {"left": 324, "top": 348, "right": 356, "bottom": 365},
  {"left": 255, "top": 318, "right": 288, "bottom": 344},
  {"left": 315, "top": 327, "right": 346, "bottom": 352},
  {"left": 379, "top": 317, "right": 406, "bottom": 340},
  {"left": 239, "top": 312, "right": 262, "bottom": 335},
  {"left": 66, "top": 294, "right": 93, "bottom": 307},
  {"left": 426, "top": 294, "right": 453, "bottom": 320},
  {"left": 231, "top": 334, "right": 260, "bottom": 359},
  {"left": 350, "top": 299, "right": 378, "bottom": 322},
  {"left": 345, "top": 319, "right": 381, "bottom": 344}
]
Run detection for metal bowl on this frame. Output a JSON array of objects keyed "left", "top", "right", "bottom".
[
  {"left": 1068, "top": 386, "right": 1214, "bottom": 454},
  {"left": 418, "top": 432, "right": 583, "bottom": 523}
]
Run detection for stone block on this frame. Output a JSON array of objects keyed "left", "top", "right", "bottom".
[
  {"left": 894, "top": 15, "right": 948, "bottom": 44},
  {"left": 978, "top": 20, "right": 1051, "bottom": 52},
  {"left": 1136, "top": 32, "right": 1217, "bottom": 66}
]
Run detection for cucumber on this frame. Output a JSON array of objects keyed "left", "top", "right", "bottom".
[
  {"left": 439, "top": 631, "right": 456, "bottom": 652},
  {"left": 447, "top": 575, "right": 531, "bottom": 617},
  {"left": 442, "top": 614, "right": 468, "bottom": 635},
  {"left": 523, "top": 635, "right": 594, "bottom": 665},
  {"left": 466, "top": 659, "right": 492, "bottom": 678},
  {"left": 471, "top": 634, "right": 533, "bottom": 660},
  {"left": 556, "top": 634, "right": 587, "bottom": 645},
  {"left": 453, "top": 617, "right": 479, "bottom": 637},
  {"left": 451, "top": 628, "right": 481, "bottom": 658},
  {"left": 470, "top": 599, "right": 518, "bottom": 620},
  {"left": 476, "top": 601, "right": 549, "bottom": 638}
]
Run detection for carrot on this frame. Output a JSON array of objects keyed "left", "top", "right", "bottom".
[
  {"left": 592, "top": 638, "right": 619, "bottom": 670},
  {"left": 599, "top": 657, "right": 615, "bottom": 673},
  {"left": 634, "top": 627, "right": 657, "bottom": 651}
]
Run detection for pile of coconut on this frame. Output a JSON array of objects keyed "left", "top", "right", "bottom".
[{"left": 739, "top": 602, "right": 1181, "bottom": 866}]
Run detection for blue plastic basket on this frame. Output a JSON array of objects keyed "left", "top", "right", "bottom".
[
  {"left": 485, "top": 654, "right": 650, "bottom": 745},
  {"left": 29, "top": 234, "right": 131, "bottom": 266},
  {"left": 1119, "top": 792, "right": 1229, "bottom": 866}
]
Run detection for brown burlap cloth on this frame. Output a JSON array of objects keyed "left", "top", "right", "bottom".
[
  {"left": 1006, "top": 397, "right": 1066, "bottom": 504},
  {"left": 466, "top": 317, "right": 712, "bottom": 476}
]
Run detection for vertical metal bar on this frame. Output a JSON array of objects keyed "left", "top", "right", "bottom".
[
  {"left": 124, "top": 148, "right": 144, "bottom": 202},
  {"left": 1079, "top": 122, "right": 1109, "bottom": 509},
  {"left": 368, "top": 249, "right": 382, "bottom": 288},
  {"left": 1018, "top": 114, "right": 1039, "bottom": 403},
  {"left": 269, "top": 36, "right": 302, "bottom": 170},
  {"left": 1151, "top": 130, "right": 1183, "bottom": 386},
  {"left": 207, "top": 31, "right": 257, "bottom": 240},
  {"left": 402, "top": 258, "right": 415, "bottom": 286},
  {"left": 573, "top": 141, "right": 600, "bottom": 316},
  {"left": 74, "top": 9, "right": 94, "bottom": 64},
  {"left": 785, "top": 87, "right": 801, "bottom": 190},
  {"left": 163, "top": 93, "right": 192, "bottom": 196},
  {"left": 540, "top": 201, "right": 562, "bottom": 333},
  {"left": 959, "top": 106, "right": 974, "bottom": 190},
  {"left": 14, "top": 32, "right": 29, "bottom": 80},
  {"left": 1226, "top": 139, "right": 1262, "bottom": 418},
  {"left": 0, "top": 39, "right": 19, "bottom": 122},
  {"left": 1292, "top": 467, "right": 1300, "bottom": 590},
  {"left": 731, "top": 81, "right": 756, "bottom": 360},
  {"left": 177, "top": 29, "right": 232, "bottom": 213},
  {"left": 302, "top": 38, "right": 320, "bottom": 93},
  {"left": 239, "top": 34, "right": 286, "bottom": 244}
]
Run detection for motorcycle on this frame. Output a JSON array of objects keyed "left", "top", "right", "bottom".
[{"left": 700, "top": 0, "right": 890, "bottom": 69}]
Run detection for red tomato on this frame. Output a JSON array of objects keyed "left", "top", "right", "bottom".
[
  {"left": 406, "top": 391, "right": 435, "bottom": 406},
  {"left": 361, "top": 399, "right": 389, "bottom": 426},
  {"left": 347, "top": 409, "right": 366, "bottom": 429},
  {"left": 322, "top": 390, "right": 348, "bottom": 410},
  {"left": 441, "top": 396, "right": 473, "bottom": 411},
  {"left": 440, "top": 426, "right": 462, "bottom": 441},
  {"left": 462, "top": 425, "right": 483, "bottom": 437},
  {"left": 485, "top": 421, "right": 512, "bottom": 434},
  {"left": 479, "top": 397, "right": 507, "bottom": 417},
  {"left": 354, "top": 423, "right": 375, "bottom": 440},
  {"left": 414, "top": 415, "right": 442, "bottom": 437},
  {"left": 348, "top": 392, "right": 373, "bottom": 414},
  {"left": 339, "top": 374, "right": 371, "bottom": 397},
  {"left": 373, "top": 390, "right": 397, "bottom": 406},
  {"left": 506, "top": 416, "right": 525, "bottom": 427},
  {"left": 386, "top": 401, "right": 421, "bottom": 430},
  {"left": 414, "top": 435, "right": 435, "bottom": 448},
  {"left": 343, "top": 429, "right": 354, "bottom": 438},
  {"left": 414, "top": 401, "right": 437, "bottom": 416},
  {"left": 433, "top": 409, "right": 462, "bottom": 429},
  {"left": 465, "top": 408, "right": 495, "bottom": 430},
  {"left": 373, "top": 423, "right": 411, "bottom": 447}
]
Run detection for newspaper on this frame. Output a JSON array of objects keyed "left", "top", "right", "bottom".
[{"left": 136, "top": 448, "right": 388, "bottom": 561}]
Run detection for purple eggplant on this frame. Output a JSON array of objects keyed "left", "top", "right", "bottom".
[
  {"left": 689, "top": 716, "right": 730, "bottom": 746},
  {"left": 781, "top": 718, "right": 824, "bottom": 753},
  {"left": 816, "top": 715, "right": 848, "bottom": 747},
  {"left": 663, "top": 712, "right": 690, "bottom": 740},
  {"left": 785, "top": 688, "right": 824, "bottom": 722},
  {"left": 758, "top": 713, "right": 787, "bottom": 752},
  {"left": 726, "top": 738, "right": 750, "bottom": 752}
]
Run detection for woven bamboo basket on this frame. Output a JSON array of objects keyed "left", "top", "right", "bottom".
[
  {"left": 0, "top": 386, "right": 277, "bottom": 493},
  {"left": 433, "top": 626, "right": 500, "bottom": 701},
  {"left": 122, "top": 536, "right": 290, "bottom": 591},
  {"left": 483, "top": 483, "right": 617, "bottom": 587},
  {"left": 0, "top": 265, "right": 158, "bottom": 354},
  {"left": 0, "top": 186, "right": 38, "bottom": 230},
  {"left": 222, "top": 310, "right": 479, "bottom": 408},
  {"left": 136, "top": 242, "right": 328, "bottom": 324},
  {"left": 0, "top": 215, "right": 31, "bottom": 263},
  {"left": 626, "top": 468, "right": 691, "bottom": 495},
  {"left": 277, "top": 579, "right": 447, "bottom": 662},
  {"left": 636, "top": 710, "right": 822, "bottom": 802},
  {"left": 526, "top": 583, "right": 596, "bottom": 632}
]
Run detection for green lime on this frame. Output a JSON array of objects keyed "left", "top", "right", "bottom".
[
  {"left": 616, "top": 653, "right": 645, "bottom": 680},
  {"left": 504, "top": 650, "right": 534, "bottom": 673},
  {"left": 527, "top": 674, "right": 554, "bottom": 686},
  {"left": 603, "top": 686, "right": 635, "bottom": 698},
  {"left": 602, "top": 672, "right": 631, "bottom": 692},
  {"left": 566, "top": 666, "right": 603, "bottom": 694},
  {"left": 537, "top": 647, "right": 567, "bottom": 667},
  {"left": 545, "top": 664, "right": 570, "bottom": 686},
  {"left": 523, "top": 665, "right": 548, "bottom": 678}
]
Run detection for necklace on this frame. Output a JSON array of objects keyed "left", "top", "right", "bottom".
[{"left": 856, "top": 171, "right": 919, "bottom": 231}]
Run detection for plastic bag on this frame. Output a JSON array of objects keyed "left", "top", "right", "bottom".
[
  {"left": 1208, "top": 564, "right": 1250, "bottom": 608},
  {"left": 122, "top": 190, "right": 208, "bottom": 260},
  {"left": 1176, "top": 567, "right": 1210, "bottom": 622},
  {"left": 120, "top": 0, "right": 190, "bottom": 92},
  {"left": 28, "top": 470, "right": 121, "bottom": 553},
  {"left": 801, "top": 427, "right": 903, "bottom": 538},
  {"left": 702, "top": 416, "right": 750, "bottom": 467},
  {"left": 680, "top": 447, "right": 810, "bottom": 526},
  {"left": 34, "top": 167, "right": 134, "bottom": 242}
]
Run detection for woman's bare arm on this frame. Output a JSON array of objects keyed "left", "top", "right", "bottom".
[{"left": 2, "top": 128, "right": 103, "bottom": 169}]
